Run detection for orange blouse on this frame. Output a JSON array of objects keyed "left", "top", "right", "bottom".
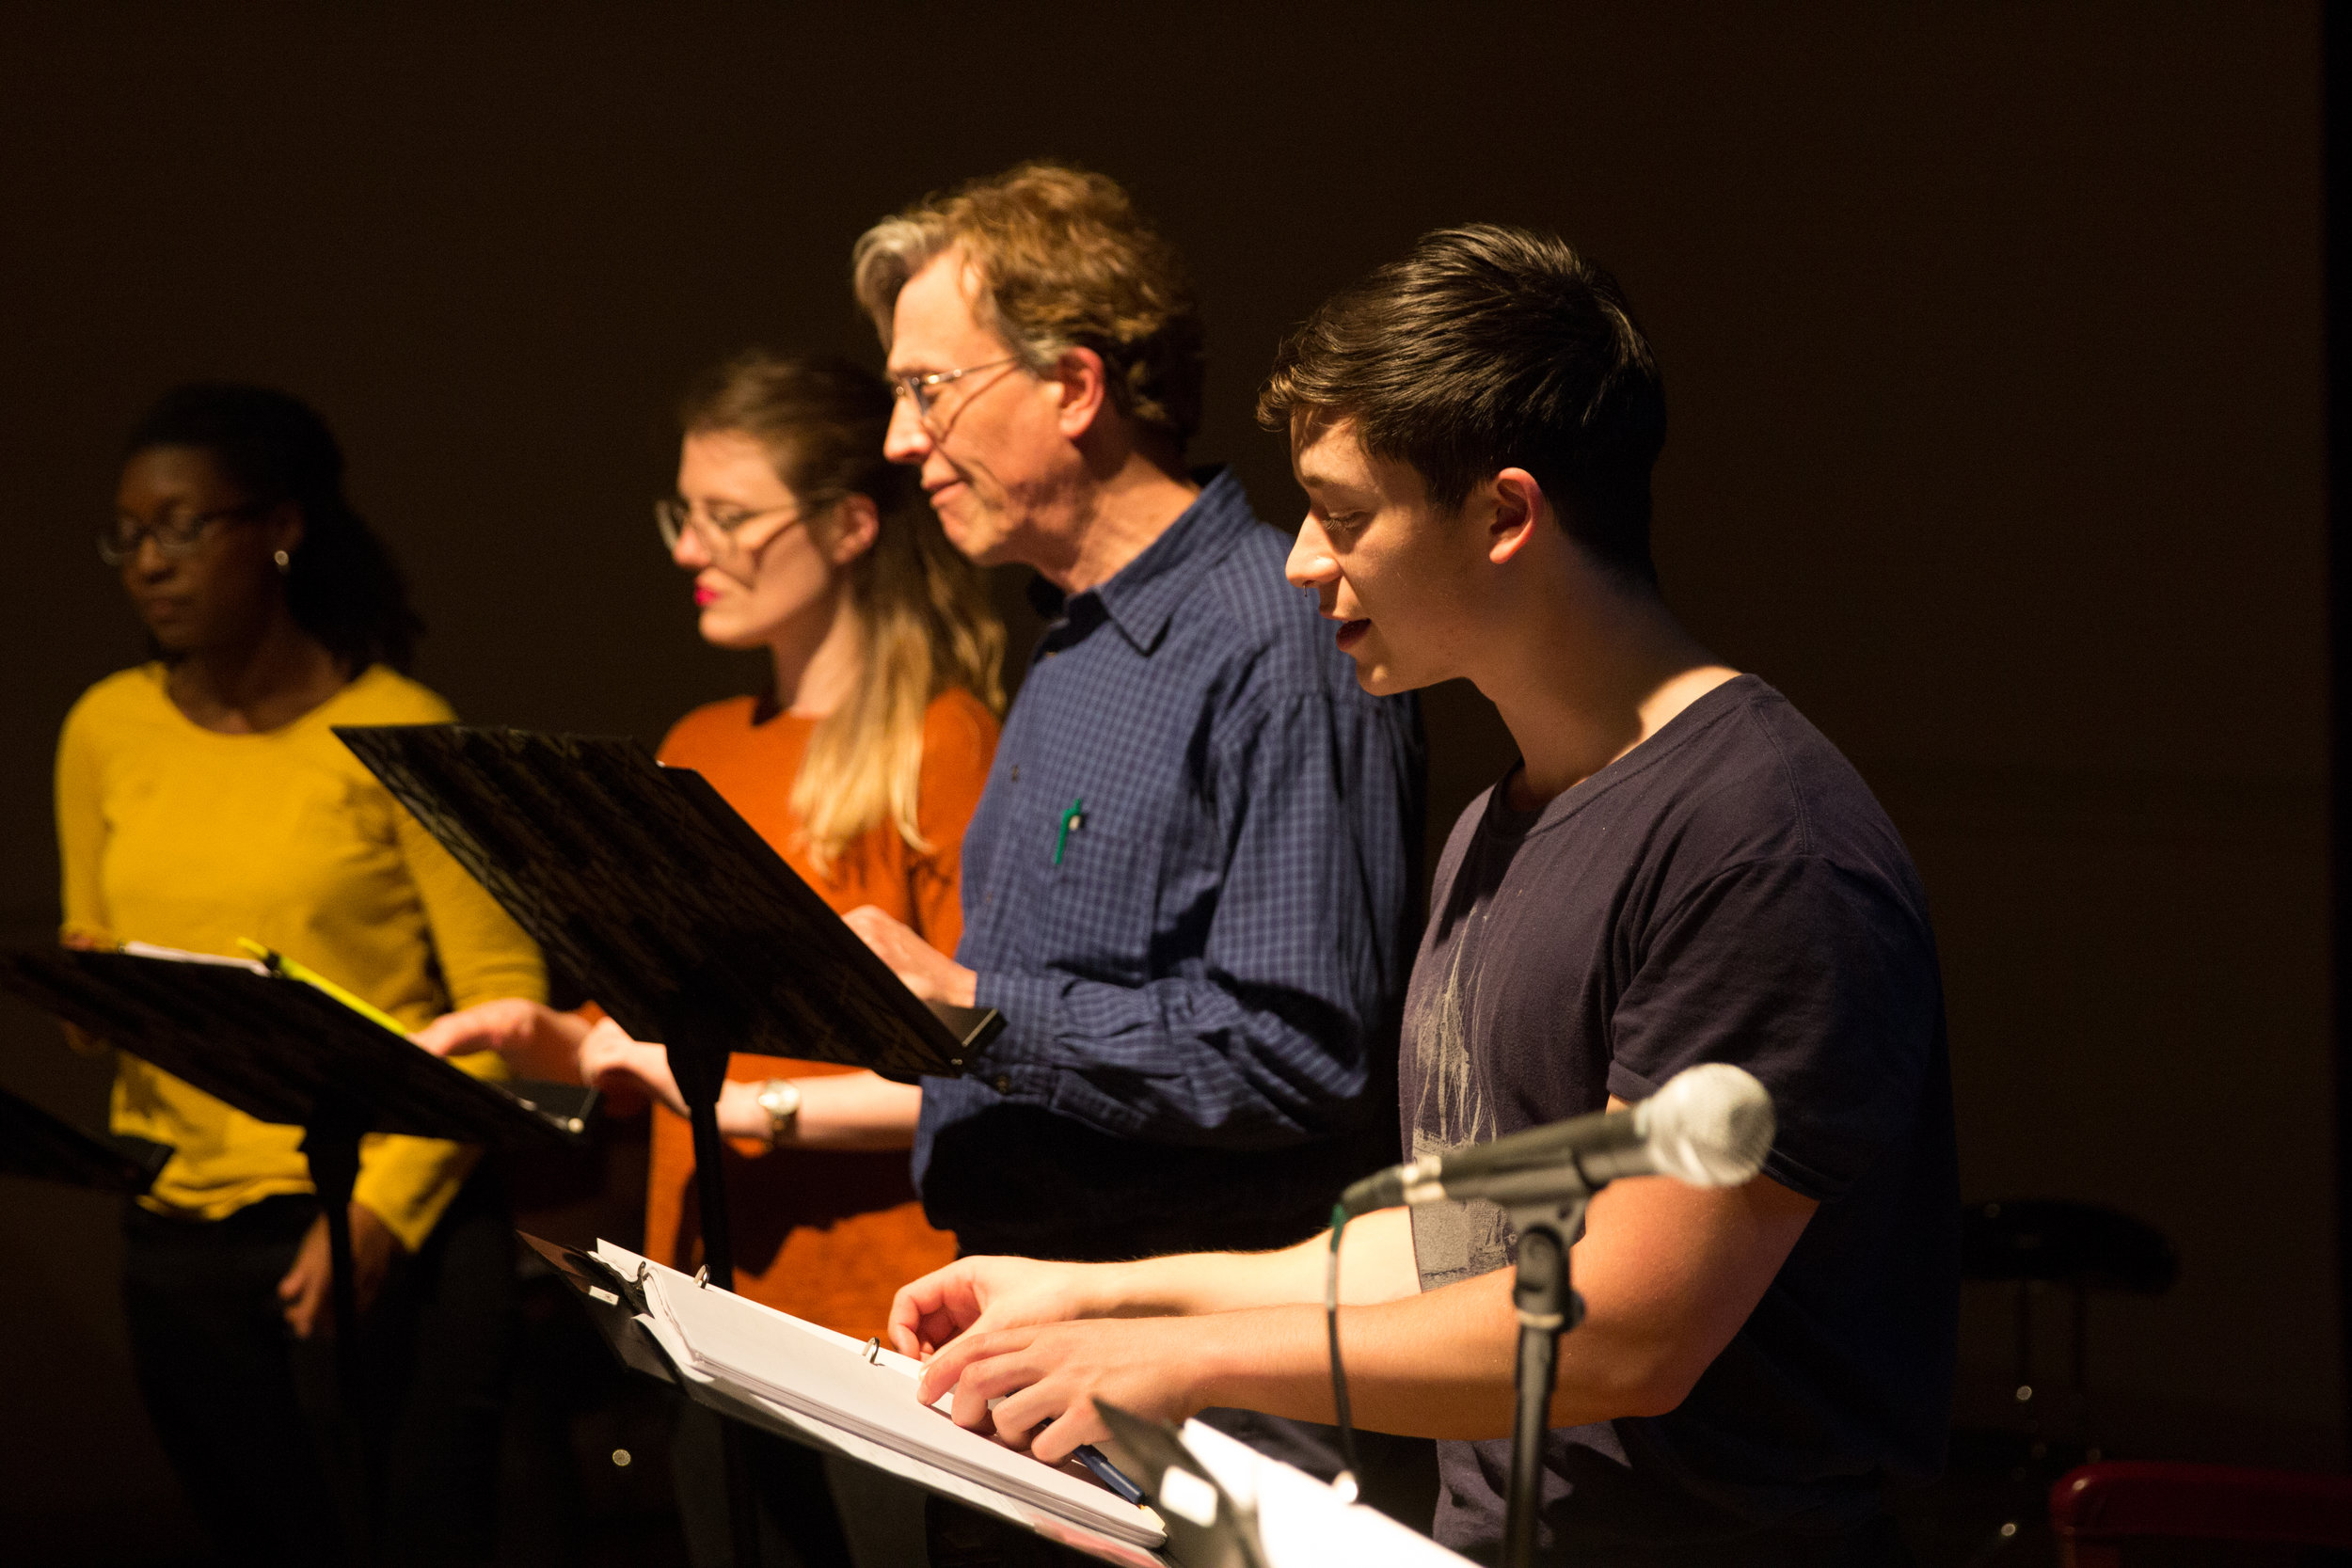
[{"left": 643, "top": 688, "right": 997, "bottom": 1336}]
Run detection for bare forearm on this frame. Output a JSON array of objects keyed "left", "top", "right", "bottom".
[
  {"left": 791, "top": 1071, "right": 921, "bottom": 1150},
  {"left": 1084, "top": 1209, "right": 1421, "bottom": 1319},
  {"left": 927, "top": 1177, "right": 1821, "bottom": 1463},
  {"left": 711, "top": 1070, "right": 920, "bottom": 1151},
  {"left": 1184, "top": 1269, "right": 1664, "bottom": 1439},
  {"left": 1187, "top": 1180, "right": 1820, "bottom": 1438}
]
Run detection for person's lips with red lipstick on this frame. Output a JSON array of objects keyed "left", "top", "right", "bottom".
[{"left": 693, "top": 582, "right": 722, "bottom": 607}]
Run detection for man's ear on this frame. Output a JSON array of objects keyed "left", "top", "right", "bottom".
[
  {"left": 1050, "top": 346, "right": 1111, "bottom": 439},
  {"left": 1488, "top": 468, "right": 1545, "bottom": 564},
  {"left": 824, "top": 493, "right": 882, "bottom": 567}
]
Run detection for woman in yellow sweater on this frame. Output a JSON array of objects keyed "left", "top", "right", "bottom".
[{"left": 56, "top": 384, "right": 546, "bottom": 1565}]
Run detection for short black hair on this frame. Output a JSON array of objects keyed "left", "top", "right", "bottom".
[
  {"left": 1260, "top": 225, "right": 1667, "bottom": 588},
  {"left": 128, "top": 384, "right": 423, "bottom": 672}
]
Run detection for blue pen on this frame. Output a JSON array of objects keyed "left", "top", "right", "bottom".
[{"left": 1073, "top": 1443, "right": 1147, "bottom": 1506}]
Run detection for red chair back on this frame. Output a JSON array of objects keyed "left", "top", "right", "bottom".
[{"left": 2051, "top": 1461, "right": 2352, "bottom": 1566}]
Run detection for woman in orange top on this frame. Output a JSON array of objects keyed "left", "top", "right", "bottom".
[{"left": 421, "top": 351, "right": 1001, "bottom": 1567}]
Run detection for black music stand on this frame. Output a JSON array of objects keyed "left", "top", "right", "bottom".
[
  {"left": 0, "top": 1080, "right": 170, "bottom": 1195},
  {"left": 0, "top": 947, "right": 593, "bottom": 1469},
  {"left": 332, "top": 723, "right": 999, "bottom": 1293},
  {"left": 516, "top": 1231, "right": 678, "bottom": 1387},
  {"left": 336, "top": 724, "right": 999, "bottom": 1568}
]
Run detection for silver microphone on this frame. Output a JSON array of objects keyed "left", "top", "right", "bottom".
[{"left": 1340, "top": 1062, "right": 1775, "bottom": 1216}]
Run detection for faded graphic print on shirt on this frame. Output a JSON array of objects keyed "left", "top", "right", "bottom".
[{"left": 1405, "top": 932, "right": 1516, "bottom": 1290}]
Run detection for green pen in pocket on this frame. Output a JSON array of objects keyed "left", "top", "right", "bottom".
[{"left": 1053, "top": 799, "right": 1086, "bottom": 865}]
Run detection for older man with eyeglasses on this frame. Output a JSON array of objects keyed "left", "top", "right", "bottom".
[{"left": 834, "top": 161, "right": 1431, "bottom": 1532}]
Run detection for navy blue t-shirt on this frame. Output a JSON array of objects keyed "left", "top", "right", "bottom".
[{"left": 1401, "top": 675, "right": 1958, "bottom": 1564}]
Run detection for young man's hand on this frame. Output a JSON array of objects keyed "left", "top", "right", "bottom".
[
  {"left": 843, "top": 905, "right": 978, "bottom": 1007},
  {"left": 278, "top": 1202, "right": 403, "bottom": 1338},
  {"left": 920, "top": 1316, "right": 1215, "bottom": 1464},
  {"left": 890, "top": 1256, "right": 1111, "bottom": 1359}
]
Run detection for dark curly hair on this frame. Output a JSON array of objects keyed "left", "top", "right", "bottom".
[{"left": 126, "top": 384, "right": 423, "bottom": 672}]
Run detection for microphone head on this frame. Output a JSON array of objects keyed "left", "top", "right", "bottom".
[{"left": 1635, "top": 1063, "right": 1775, "bottom": 1187}]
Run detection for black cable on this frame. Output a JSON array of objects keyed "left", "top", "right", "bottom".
[{"left": 1325, "top": 1203, "right": 1364, "bottom": 1487}]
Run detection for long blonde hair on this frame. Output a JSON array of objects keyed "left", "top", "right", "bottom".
[{"left": 680, "top": 352, "right": 1005, "bottom": 870}]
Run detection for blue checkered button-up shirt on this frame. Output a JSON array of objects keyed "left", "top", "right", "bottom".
[{"left": 914, "top": 468, "right": 1425, "bottom": 1260}]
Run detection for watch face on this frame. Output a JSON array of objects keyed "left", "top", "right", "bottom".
[{"left": 757, "top": 1080, "right": 801, "bottom": 1133}]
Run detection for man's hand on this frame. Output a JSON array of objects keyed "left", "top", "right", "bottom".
[
  {"left": 278, "top": 1202, "right": 403, "bottom": 1338},
  {"left": 920, "top": 1317, "right": 1213, "bottom": 1464},
  {"left": 843, "top": 905, "right": 977, "bottom": 1007},
  {"left": 890, "top": 1256, "right": 1112, "bottom": 1359}
]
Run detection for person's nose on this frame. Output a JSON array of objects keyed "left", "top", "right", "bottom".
[
  {"left": 882, "top": 396, "right": 932, "bottom": 466},
  {"left": 670, "top": 520, "right": 712, "bottom": 572},
  {"left": 1284, "top": 515, "right": 1341, "bottom": 591},
  {"left": 129, "top": 532, "right": 177, "bottom": 581}
]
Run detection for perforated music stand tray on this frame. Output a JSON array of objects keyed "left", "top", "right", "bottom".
[{"left": 331, "top": 722, "right": 1000, "bottom": 1292}]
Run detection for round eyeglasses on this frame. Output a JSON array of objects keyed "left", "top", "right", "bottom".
[{"left": 98, "top": 502, "right": 267, "bottom": 567}]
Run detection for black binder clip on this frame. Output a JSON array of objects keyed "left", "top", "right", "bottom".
[
  {"left": 861, "top": 1337, "right": 882, "bottom": 1365},
  {"left": 694, "top": 1265, "right": 711, "bottom": 1290}
]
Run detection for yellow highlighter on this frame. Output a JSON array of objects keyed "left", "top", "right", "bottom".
[{"left": 236, "top": 939, "right": 407, "bottom": 1036}]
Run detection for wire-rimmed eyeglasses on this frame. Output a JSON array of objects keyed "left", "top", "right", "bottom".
[
  {"left": 654, "top": 494, "right": 838, "bottom": 560},
  {"left": 98, "top": 502, "right": 267, "bottom": 567},
  {"left": 889, "top": 356, "right": 1025, "bottom": 423}
]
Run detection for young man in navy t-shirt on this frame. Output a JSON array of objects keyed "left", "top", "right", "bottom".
[{"left": 881, "top": 225, "right": 1960, "bottom": 1566}]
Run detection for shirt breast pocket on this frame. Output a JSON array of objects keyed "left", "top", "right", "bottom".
[{"left": 1026, "top": 810, "right": 1160, "bottom": 984}]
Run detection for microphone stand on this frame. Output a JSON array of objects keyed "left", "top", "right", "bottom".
[{"left": 1489, "top": 1172, "right": 1594, "bottom": 1568}]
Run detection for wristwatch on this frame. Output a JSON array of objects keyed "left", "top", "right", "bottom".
[{"left": 755, "top": 1078, "right": 803, "bottom": 1148}]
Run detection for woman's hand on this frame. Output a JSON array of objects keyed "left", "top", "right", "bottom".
[
  {"left": 278, "top": 1202, "right": 403, "bottom": 1338},
  {"left": 410, "top": 998, "right": 589, "bottom": 1081},
  {"left": 576, "top": 1018, "right": 690, "bottom": 1116},
  {"left": 572, "top": 1022, "right": 799, "bottom": 1144},
  {"left": 890, "top": 1256, "right": 1116, "bottom": 1359}
]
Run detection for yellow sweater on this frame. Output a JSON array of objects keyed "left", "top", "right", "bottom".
[{"left": 54, "top": 663, "right": 548, "bottom": 1250}]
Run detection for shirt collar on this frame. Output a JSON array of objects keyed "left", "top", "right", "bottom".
[{"left": 1070, "top": 467, "right": 1259, "bottom": 656}]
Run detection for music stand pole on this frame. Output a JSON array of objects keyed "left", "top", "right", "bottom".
[
  {"left": 667, "top": 1027, "right": 738, "bottom": 1292},
  {"left": 1503, "top": 1201, "right": 1585, "bottom": 1568},
  {"left": 666, "top": 1021, "right": 759, "bottom": 1567},
  {"left": 298, "top": 1108, "right": 380, "bottom": 1543},
  {"left": 299, "top": 1116, "right": 366, "bottom": 1402}
]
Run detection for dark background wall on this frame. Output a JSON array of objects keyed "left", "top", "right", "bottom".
[{"left": 0, "top": 2, "right": 2332, "bottom": 1550}]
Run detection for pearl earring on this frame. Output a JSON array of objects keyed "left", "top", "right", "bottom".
[{"left": 273, "top": 548, "right": 291, "bottom": 574}]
